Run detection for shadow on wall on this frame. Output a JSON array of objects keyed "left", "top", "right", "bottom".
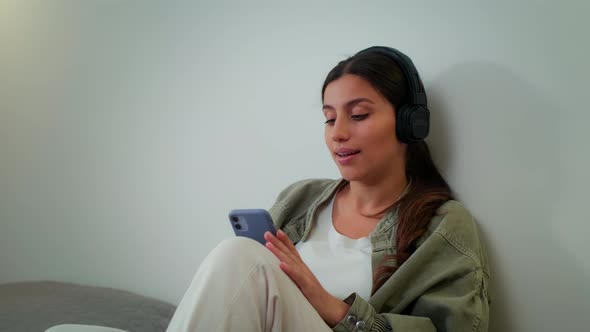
[{"left": 425, "top": 62, "right": 589, "bottom": 332}]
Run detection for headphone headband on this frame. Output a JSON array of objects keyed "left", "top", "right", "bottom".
[{"left": 355, "top": 46, "right": 427, "bottom": 106}]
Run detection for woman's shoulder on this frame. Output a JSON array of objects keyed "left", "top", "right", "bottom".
[
  {"left": 433, "top": 200, "right": 479, "bottom": 240},
  {"left": 420, "top": 200, "right": 489, "bottom": 269},
  {"left": 269, "top": 178, "right": 341, "bottom": 218},
  {"left": 273, "top": 178, "right": 341, "bottom": 202}
]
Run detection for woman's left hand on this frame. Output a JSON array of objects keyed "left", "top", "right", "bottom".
[{"left": 264, "top": 230, "right": 350, "bottom": 327}]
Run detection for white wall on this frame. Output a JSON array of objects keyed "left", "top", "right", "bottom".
[{"left": 1, "top": 1, "right": 588, "bottom": 331}]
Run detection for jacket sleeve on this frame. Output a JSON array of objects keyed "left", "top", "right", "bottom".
[{"left": 331, "top": 262, "right": 489, "bottom": 332}]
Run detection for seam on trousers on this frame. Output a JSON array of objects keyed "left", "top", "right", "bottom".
[{"left": 211, "top": 263, "right": 263, "bottom": 332}]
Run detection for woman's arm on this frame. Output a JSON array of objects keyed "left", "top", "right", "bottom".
[
  {"left": 265, "top": 210, "right": 490, "bottom": 332},
  {"left": 331, "top": 265, "right": 489, "bottom": 332},
  {"left": 264, "top": 230, "right": 351, "bottom": 326}
]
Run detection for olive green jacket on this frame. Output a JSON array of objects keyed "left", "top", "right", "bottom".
[{"left": 269, "top": 178, "right": 490, "bottom": 332}]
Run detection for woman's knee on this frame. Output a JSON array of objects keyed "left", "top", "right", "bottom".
[{"left": 207, "top": 236, "right": 278, "bottom": 268}]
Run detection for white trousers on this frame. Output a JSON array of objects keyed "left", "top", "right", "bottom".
[
  {"left": 45, "top": 325, "right": 129, "bottom": 332},
  {"left": 166, "top": 237, "right": 333, "bottom": 332}
]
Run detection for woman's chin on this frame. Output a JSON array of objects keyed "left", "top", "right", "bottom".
[{"left": 337, "top": 169, "right": 366, "bottom": 182}]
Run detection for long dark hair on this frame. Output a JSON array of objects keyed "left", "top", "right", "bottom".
[{"left": 321, "top": 50, "right": 454, "bottom": 294}]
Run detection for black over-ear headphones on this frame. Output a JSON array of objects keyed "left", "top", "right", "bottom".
[{"left": 354, "top": 46, "right": 430, "bottom": 144}]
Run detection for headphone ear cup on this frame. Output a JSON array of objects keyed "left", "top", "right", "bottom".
[
  {"left": 396, "top": 105, "right": 430, "bottom": 144},
  {"left": 396, "top": 104, "right": 413, "bottom": 144}
]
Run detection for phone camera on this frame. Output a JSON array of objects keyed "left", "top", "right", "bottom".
[
  {"left": 231, "top": 216, "right": 239, "bottom": 222},
  {"left": 235, "top": 224, "right": 242, "bottom": 230}
]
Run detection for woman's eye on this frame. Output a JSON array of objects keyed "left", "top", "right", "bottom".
[
  {"left": 324, "top": 119, "right": 336, "bottom": 125},
  {"left": 352, "top": 114, "right": 369, "bottom": 121}
]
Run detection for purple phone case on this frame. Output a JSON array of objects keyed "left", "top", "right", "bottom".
[{"left": 229, "top": 209, "right": 277, "bottom": 245}]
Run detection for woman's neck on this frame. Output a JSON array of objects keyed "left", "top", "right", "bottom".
[{"left": 342, "top": 172, "right": 409, "bottom": 218}]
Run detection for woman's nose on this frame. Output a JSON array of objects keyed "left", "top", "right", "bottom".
[{"left": 331, "top": 118, "right": 350, "bottom": 142}]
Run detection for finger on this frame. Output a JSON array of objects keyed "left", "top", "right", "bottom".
[
  {"left": 264, "top": 231, "right": 281, "bottom": 248},
  {"left": 272, "top": 230, "right": 298, "bottom": 258},
  {"left": 265, "top": 231, "right": 297, "bottom": 261},
  {"left": 277, "top": 230, "right": 302, "bottom": 259},
  {"left": 264, "top": 231, "right": 274, "bottom": 242},
  {"left": 264, "top": 231, "right": 288, "bottom": 250},
  {"left": 265, "top": 241, "right": 293, "bottom": 264}
]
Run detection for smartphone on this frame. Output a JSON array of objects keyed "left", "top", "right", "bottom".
[{"left": 228, "top": 209, "right": 277, "bottom": 245}]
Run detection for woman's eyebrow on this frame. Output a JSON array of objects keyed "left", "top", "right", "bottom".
[{"left": 322, "top": 97, "right": 375, "bottom": 111}]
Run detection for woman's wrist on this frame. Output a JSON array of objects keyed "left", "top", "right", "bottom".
[{"left": 324, "top": 294, "right": 351, "bottom": 327}]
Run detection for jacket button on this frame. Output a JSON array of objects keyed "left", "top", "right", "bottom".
[
  {"left": 346, "top": 315, "right": 357, "bottom": 325},
  {"left": 355, "top": 320, "right": 366, "bottom": 331}
]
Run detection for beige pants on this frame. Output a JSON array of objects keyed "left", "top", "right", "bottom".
[
  {"left": 166, "top": 237, "right": 332, "bottom": 332},
  {"left": 45, "top": 325, "right": 129, "bottom": 332}
]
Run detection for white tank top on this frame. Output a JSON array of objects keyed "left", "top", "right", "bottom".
[{"left": 295, "top": 194, "right": 373, "bottom": 300}]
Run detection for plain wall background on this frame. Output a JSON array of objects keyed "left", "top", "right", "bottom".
[{"left": 1, "top": 1, "right": 589, "bottom": 331}]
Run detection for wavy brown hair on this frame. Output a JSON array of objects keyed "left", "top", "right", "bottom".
[{"left": 321, "top": 50, "right": 454, "bottom": 294}]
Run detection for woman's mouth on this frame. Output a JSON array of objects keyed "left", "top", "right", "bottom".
[
  {"left": 335, "top": 149, "right": 360, "bottom": 165},
  {"left": 336, "top": 151, "right": 360, "bottom": 157}
]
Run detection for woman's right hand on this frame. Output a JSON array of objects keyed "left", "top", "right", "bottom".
[{"left": 264, "top": 230, "right": 350, "bottom": 327}]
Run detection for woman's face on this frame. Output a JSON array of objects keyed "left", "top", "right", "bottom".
[{"left": 323, "top": 74, "right": 406, "bottom": 183}]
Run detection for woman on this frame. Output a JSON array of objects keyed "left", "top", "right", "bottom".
[{"left": 167, "top": 46, "right": 490, "bottom": 332}]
